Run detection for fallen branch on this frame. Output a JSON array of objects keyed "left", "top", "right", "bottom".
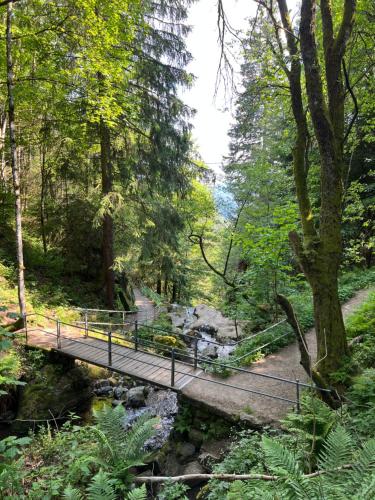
[{"left": 134, "top": 465, "right": 353, "bottom": 484}]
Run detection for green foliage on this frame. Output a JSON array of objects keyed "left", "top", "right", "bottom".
[
  {"left": 173, "top": 403, "right": 193, "bottom": 435},
  {"left": 140, "top": 286, "right": 165, "bottom": 307},
  {"left": 347, "top": 369, "right": 375, "bottom": 438},
  {"left": 92, "top": 403, "right": 158, "bottom": 478},
  {"left": 158, "top": 481, "right": 189, "bottom": 500},
  {"left": 346, "top": 292, "right": 375, "bottom": 340},
  {"left": 220, "top": 427, "right": 375, "bottom": 500},
  {"left": 282, "top": 395, "right": 338, "bottom": 468},
  {"left": 0, "top": 331, "right": 25, "bottom": 395},
  {"left": 7, "top": 405, "right": 157, "bottom": 498},
  {"left": 85, "top": 470, "right": 117, "bottom": 500},
  {"left": 0, "top": 436, "right": 31, "bottom": 498}
]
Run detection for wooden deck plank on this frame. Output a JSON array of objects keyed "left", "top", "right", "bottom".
[
  {"left": 28, "top": 327, "right": 200, "bottom": 390},
  {"left": 116, "top": 353, "right": 156, "bottom": 370}
]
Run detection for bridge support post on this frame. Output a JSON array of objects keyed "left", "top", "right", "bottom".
[
  {"left": 23, "top": 314, "right": 28, "bottom": 345},
  {"left": 194, "top": 338, "right": 198, "bottom": 370},
  {"left": 134, "top": 320, "right": 138, "bottom": 351},
  {"left": 84, "top": 310, "right": 88, "bottom": 338},
  {"left": 57, "top": 320, "right": 61, "bottom": 349},
  {"left": 296, "top": 379, "right": 300, "bottom": 413},
  {"left": 171, "top": 348, "right": 175, "bottom": 387},
  {"left": 108, "top": 330, "right": 112, "bottom": 366}
]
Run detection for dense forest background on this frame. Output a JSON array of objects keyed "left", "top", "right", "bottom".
[
  {"left": 0, "top": 0, "right": 375, "bottom": 497},
  {"left": 0, "top": 0, "right": 373, "bottom": 323}
]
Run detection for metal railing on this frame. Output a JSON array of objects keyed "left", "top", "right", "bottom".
[
  {"left": 21, "top": 312, "right": 331, "bottom": 413},
  {"left": 74, "top": 307, "right": 287, "bottom": 346},
  {"left": 74, "top": 311, "right": 291, "bottom": 367}
]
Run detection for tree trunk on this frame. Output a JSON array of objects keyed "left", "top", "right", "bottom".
[
  {"left": 40, "top": 139, "right": 47, "bottom": 254},
  {"left": 6, "top": 0, "right": 26, "bottom": 318},
  {"left": 171, "top": 282, "right": 177, "bottom": 303},
  {"left": 100, "top": 117, "right": 115, "bottom": 309},
  {"left": 310, "top": 271, "right": 347, "bottom": 375},
  {"left": 275, "top": 0, "right": 356, "bottom": 383},
  {"left": 156, "top": 278, "right": 162, "bottom": 295}
]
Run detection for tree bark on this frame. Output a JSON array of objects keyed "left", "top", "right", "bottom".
[
  {"left": 6, "top": 0, "right": 26, "bottom": 318},
  {"left": 156, "top": 277, "right": 162, "bottom": 295},
  {"left": 273, "top": 0, "right": 357, "bottom": 381},
  {"left": 100, "top": 117, "right": 115, "bottom": 309},
  {"left": 40, "top": 132, "right": 47, "bottom": 255}
]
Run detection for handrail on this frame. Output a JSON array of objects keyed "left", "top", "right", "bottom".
[
  {"left": 26, "top": 327, "right": 301, "bottom": 405},
  {"left": 81, "top": 316, "right": 291, "bottom": 365},
  {"left": 77, "top": 316, "right": 287, "bottom": 349},
  {"left": 75, "top": 307, "right": 137, "bottom": 314},
  {"left": 23, "top": 312, "right": 330, "bottom": 393}
]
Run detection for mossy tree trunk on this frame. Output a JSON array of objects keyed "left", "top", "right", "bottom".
[
  {"left": 6, "top": 0, "right": 26, "bottom": 319},
  {"left": 273, "top": 0, "right": 356, "bottom": 381}
]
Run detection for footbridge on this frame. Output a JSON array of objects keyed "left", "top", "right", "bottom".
[{"left": 20, "top": 309, "right": 329, "bottom": 424}]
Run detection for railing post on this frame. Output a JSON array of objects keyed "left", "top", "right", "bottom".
[
  {"left": 108, "top": 330, "right": 112, "bottom": 366},
  {"left": 57, "top": 320, "right": 61, "bottom": 349},
  {"left": 23, "top": 314, "right": 28, "bottom": 345},
  {"left": 84, "top": 310, "right": 88, "bottom": 338},
  {"left": 122, "top": 311, "right": 125, "bottom": 335},
  {"left": 171, "top": 348, "right": 175, "bottom": 387},
  {"left": 194, "top": 337, "right": 198, "bottom": 370},
  {"left": 296, "top": 379, "right": 300, "bottom": 413},
  {"left": 134, "top": 320, "right": 138, "bottom": 351}
]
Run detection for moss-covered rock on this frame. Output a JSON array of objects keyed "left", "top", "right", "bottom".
[
  {"left": 15, "top": 362, "right": 91, "bottom": 426},
  {"left": 153, "top": 335, "right": 186, "bottom": 351}
]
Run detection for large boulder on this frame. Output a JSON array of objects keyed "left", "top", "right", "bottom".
[
  {"left": 176, "top": 442, "right": 196, "bottom": 463},
  {"left": 127, "top": 386, "right": 146, "bottom": 408},
  {"left": 201, "top": 344, "right": 218, "bottom": 359},
  {"left": 189, "top": 304, "right": 243, "bottom": 341}
]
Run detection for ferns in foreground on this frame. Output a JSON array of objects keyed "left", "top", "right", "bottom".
[
  {"left": 61, "top": 405, "right": 156, "bottom": 498},
  {"left": 63, "top": 473, "right": 147, "bottom": 500},
  {"left": 225, "top": 426, "right": 375, "bottom": 500},
  {"left": 92, "top": 404, "right": 159, "bottom": 473}
]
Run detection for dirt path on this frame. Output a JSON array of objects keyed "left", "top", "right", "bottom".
[
  {"left": 181, "top": 288, "right": 373, "bottom": 426},
  {"left": 123, "top": 288, "right": 158, "bottom": 328}
]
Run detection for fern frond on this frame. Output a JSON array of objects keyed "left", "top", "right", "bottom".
[
  {"left": 352, "top": 473, "right": 375, "bottom": 500},
  {"left": 126, "top": 484, "right": 147, "bottom": 500},
  {"left": 318, "top": 425, "right": 354, "bottom": 471},
  {"left": 63, "top": 485, "right": 85, "bottom": 500},
  {"left": 122, "top": 414, "right": 159, "bottom": 464},
  {"left": 86, "top": 469, "right": 116, "bottom": 500},
  {"left": 262, "top": 436, "right": 302, "bottom": 477},
  {"left": 352, "top": 439, "right": 375, "bottom": 478}
]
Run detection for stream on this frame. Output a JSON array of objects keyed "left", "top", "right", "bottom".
[{"left": 178, "top": 305, "right": 237, "bottom": 359}]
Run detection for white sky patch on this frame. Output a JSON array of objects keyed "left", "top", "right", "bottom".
[
  {"left": 181, "top": 0, "right": 256, "bottom": 170},
  {"left": 182, "top": 0, "right": 299, "bottom": 171}
]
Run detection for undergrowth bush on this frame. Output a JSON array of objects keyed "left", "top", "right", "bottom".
[
  {"left": 0, "top": 405, "right": 157, "bottom": 499},
  {"left": 232, "top": 268, "right": 375, "bottom": 367}
]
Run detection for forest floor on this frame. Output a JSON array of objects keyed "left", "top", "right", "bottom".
[{"left": 181, "top": 287, "right": 374, "bottom": 426}]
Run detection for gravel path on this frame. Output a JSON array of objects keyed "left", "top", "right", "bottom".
[{"left": 182, "top": 288, "right": 373, "bottom": 426}]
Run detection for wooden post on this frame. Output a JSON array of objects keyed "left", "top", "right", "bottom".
[
  {"left": 194, "top": 338, "right": 198, "bottom": 370},
  {"left": 171, "top": 348, "right": 175, "bottom": 387},
  {"left": 296, "top": 379, "right": 300, "bottom": 413},
  {"left": 122, "top": 311, "right": 125, "bottom": 335},
  {"left": 57, "top": 320, "right": 61, "bottom": 349},
  {"left": 134, "top": 320, "right": 138, "bottom": 351},
  {"left": 108, "top": 330, "right": 112, "bottom": 366},
  {"left": 84, "top": 310, "right": 88, "bottom": 338}
]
